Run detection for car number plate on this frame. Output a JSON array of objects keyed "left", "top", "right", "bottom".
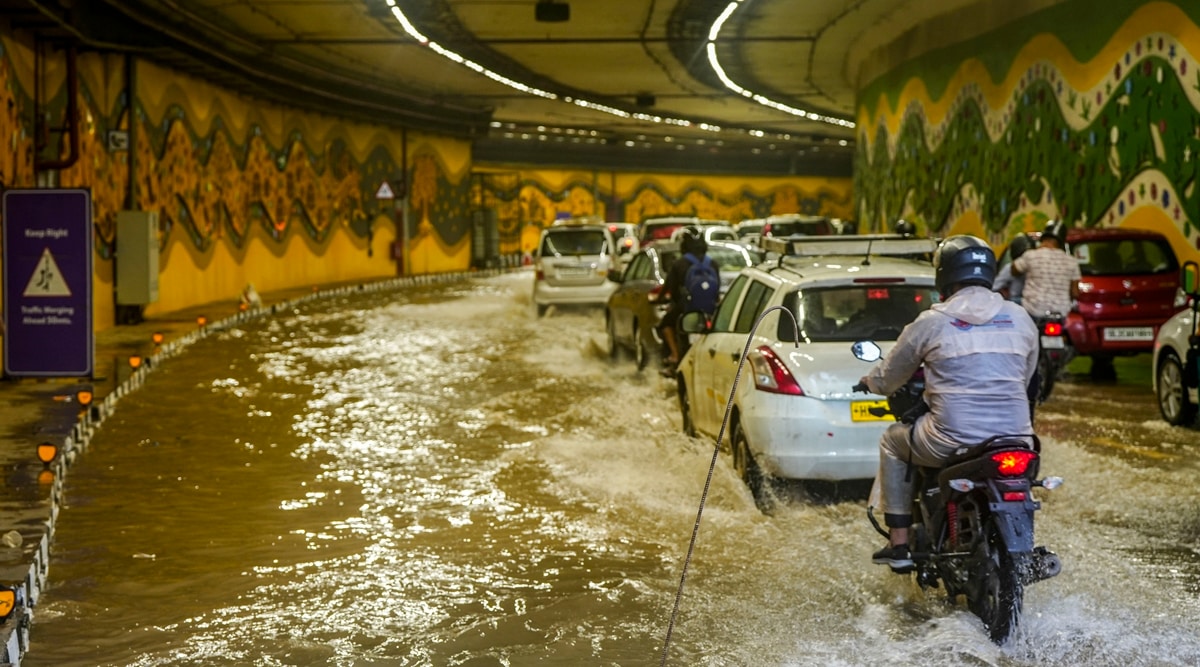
[
  {"left": 1040, "top": 335, "right": 1066, "bottom": 349},
  {"left": 1102, "top": 326, "right": 1153, "bottom": 341},
  {"left": 851, "top": 400, "right": 894, "bottom": 422},
  {"left": 556, "top": 266, "right": 590, "bottom": 276}
]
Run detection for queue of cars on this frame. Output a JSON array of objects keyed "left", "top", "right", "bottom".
[{"left": 532, "top": 215, "right": 1195, "bottom": 507}]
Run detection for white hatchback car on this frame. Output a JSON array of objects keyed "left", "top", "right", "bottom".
[
  {"left": 1152, "top": 260, "right": 1200, "bottom": 425},
  {"left": 532, "top": 223, "right": 617, "bottom": 316},
  {"left": 674, "top": 235, "right": 940, "bottom": 507}
]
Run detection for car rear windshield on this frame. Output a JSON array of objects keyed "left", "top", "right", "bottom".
[
  {"left": 540, "top": 229, "right": 609, "bottom": 256},
  {"left": 642, "top": 224, "right": 683, "bottom": 243},
  {"left": 779, "top": 285, "right": 939, "bottom": 342},
  {"left": 707, "top": 245, "right": 761, "bottom": 271},
  {"left": 1072, "top": 238, "right": 1178, "bottom": 276},
  {"left": 764, "top": 219, "right": 834, "bottom": 237}
]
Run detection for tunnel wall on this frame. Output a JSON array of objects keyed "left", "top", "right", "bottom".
[
  {"left": 473, "top": 168, "right": 853, "bottom": 259},
  {"left": 0, "top": 29, "right": 475, "bottom": 331},
  {"left": 855, "top": 0, "right": 1200, "bottom": 264}
]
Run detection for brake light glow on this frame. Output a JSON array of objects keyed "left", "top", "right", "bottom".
[
  {"left": 1002, "top": 491, "right": 1027, "bottom": 502},
  {"left": 866, "top": 288, "right": 890, "bottom": 300},
  {"left": 647, "top": 285, "right": 663, "bottom": 302},
  {"left": 992, "top": 449, "right": 1037, "bottom": 476},
  {"left": 1042, "top": 321, "right": 1063, "bottom": 336},
  {"left": 749, "top": 346, "right": 805, "bottom": 395}
]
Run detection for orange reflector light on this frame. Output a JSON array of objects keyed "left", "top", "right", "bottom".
[
  {"left": 76, "top": 390, "right": 93, "bottom": 406},
  {"left": 1042, "top": 321, "right": 1063, "bottom": 336},
  {"left": 152, "top": 332, "right": 164, "bottom": 344},
  {"left": 1002, "top": 491, "right": 1027, "bottom": 502},
  {"left": 239, "top": 302, "right": 248, "bottom": 312},
  {"left": 992, "top": 449, "right": 1037, "bottom": 476},
  {"left": 37, "top": 442, "right": 57, "bottom": 465},
  {"left": 197, "top": 316, "right": 207, "bottom": 326},
  {"left": 0, "top": 587, "right": 14, "bottom": 621},
  {"left": 129, "top": 355, "right": 142, "bottom": 369}
]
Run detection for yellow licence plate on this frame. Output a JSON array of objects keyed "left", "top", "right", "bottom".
[{"left": 851, "top": 400, "right": 894, "bottom": 422}]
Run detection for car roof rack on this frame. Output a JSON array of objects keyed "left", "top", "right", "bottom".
[{"left": 763, "top": 234, "right": 938, "bottom": 260}]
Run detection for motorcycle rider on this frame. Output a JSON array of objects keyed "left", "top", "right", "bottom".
[
  {"left": 858, "top": 235, "right": 1039, "bottom": 570},
  {"left": 1012, "top": 219, "right": 1080, "bottom": 318},
  {"left": 993, "top": 233, "right": 1033, "bottom": 303},
  {"left": 657, "top": 226, "right": 708, "bottom": 373}
]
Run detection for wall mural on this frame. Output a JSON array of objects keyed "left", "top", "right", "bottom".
[
  {"left": 855, "top": 0, "right": 1200, "bottom": 261},
  {"left": 475, "top": 170, "right": 854, "bottom": 259}
]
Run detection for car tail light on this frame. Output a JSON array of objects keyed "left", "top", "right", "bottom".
[
  {"left": 535, "top": 267, "right": 545, "bottom": 281},
  {"left": 749, "top": 345, "right": 805, "bottom": 395},
  {"left": 1042, "top": 321, "right": 1063, "bottom": 336},
  {"left": 992, "top": 449, "right": 1037, "bottom": 476}
]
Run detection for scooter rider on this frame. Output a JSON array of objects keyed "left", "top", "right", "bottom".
[
  {"left": 1012, "top": 219, "right": 1079, "bottom": 318},
  {"left": 858, "top": 235, "right": 1039, "bottom": 570}
]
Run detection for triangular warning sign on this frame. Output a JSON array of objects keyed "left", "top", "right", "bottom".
[
  {"left": 375, "top": 181, "right": 395, "bottom": 199},
  {"left": 23, "top": 247, "right": 72, "bottom": 297}
]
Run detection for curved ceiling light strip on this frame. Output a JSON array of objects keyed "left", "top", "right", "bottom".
[
  {"left": 707, "top": 0, "right": 855, "bottom": 130},
  {"left": 385, "top": 0, "right": 723, "bottom": 132}
]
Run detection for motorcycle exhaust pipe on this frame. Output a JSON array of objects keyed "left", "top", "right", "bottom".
[{"left": 1031, "top": 546, "right": 1062, "bottom": 581}]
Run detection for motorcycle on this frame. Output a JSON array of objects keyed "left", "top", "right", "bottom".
[
  {"left": 851, "top": 340, "right": 1063, "bottom": 643},
  {"left": 1032, "top": 311, "right": 1070, "bottom": 403}
]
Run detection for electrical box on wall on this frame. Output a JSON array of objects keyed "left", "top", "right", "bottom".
[{"left": 116, "top": 210, "right": 159, "bottom": 306}]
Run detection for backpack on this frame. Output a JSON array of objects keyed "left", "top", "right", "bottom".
[{"left": 683, "top": 253, "right": 720, "bottom": 314}]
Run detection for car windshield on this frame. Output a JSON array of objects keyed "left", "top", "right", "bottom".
[
  {"left": 708, "top": 245, "right": 761, "bottom": 270},
  {"left": 1073, "top": 238, "right": 1178, "bottom": 276},
  {"left": 779, "top": 284, "right": 940, "bottom": 342},
  {"left": 540, "top": 229, "right": 609, "bottom": 256}
]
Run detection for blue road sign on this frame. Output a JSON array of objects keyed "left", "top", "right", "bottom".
[{"left": 2, "top": 189, "right": 94, "bottom": 377}]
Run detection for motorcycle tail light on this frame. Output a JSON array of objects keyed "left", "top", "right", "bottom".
[
  {"left": 992, "top": 449, "right": 1037, "bottom": 476},
  {"left": 749, "top": 346, "right": 805, "bottom": 395},
  {"left": 1042, "top": 321, "right": 1063, "bottom": 336},
  {"left": 1002, "top": 491, "right": 1027, "bottom": 502},
  {"left": 647, "top": 285, "right": 663, "bottom": 302}
]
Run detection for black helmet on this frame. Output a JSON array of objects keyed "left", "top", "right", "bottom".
[
  {"left": 1009, "top": 233, "right": 1033, "bottom": 261},
  {"left": 894, "top": 219, "right": 916, "bottom": 237},
  {"left": 1042, "top": 219, "right": 1067, "bottom": 246},
  {"left": 933, "top": 235, "right": 997, "bottom": 297},
  {"left": 679, "top": 226, "right": 707, "bottom": 255}
]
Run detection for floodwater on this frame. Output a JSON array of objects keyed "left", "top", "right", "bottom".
[{"left": 23, "top": 272, "right": 1200, "bottom": 666}]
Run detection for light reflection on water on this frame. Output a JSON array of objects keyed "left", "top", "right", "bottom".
[{"left": 22, "top": 273, "right": 1200, "bottom": 666}]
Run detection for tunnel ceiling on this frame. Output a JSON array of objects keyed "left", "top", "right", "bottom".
[{"left": 0, "top": 0, "right": 1021, "bottom": 174}]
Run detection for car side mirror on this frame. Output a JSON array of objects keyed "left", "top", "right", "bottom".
[
  {"left": 852, "top": 340, "right": 882, "bottom": 362},
  {"left": 1183, "top": 261, "right": 1200, "bottom": 299}
]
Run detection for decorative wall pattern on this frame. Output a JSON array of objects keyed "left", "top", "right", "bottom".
[
  {"left": 855, "top": 0, "right": 1200, "bottom": 261},
  {"left": 475, "top": 169, "right": 853, "bottom": 257}
]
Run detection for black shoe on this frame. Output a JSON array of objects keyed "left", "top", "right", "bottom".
[{"left": 872, "top": 543, "right": 914, "bottom": 570}]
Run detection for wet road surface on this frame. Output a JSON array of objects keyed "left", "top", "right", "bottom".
[{"left": 21, "top": 272, "right": 1200, "bottom": 666}]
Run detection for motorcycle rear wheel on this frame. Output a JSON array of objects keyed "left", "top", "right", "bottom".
[
  {"left": 966, "top": 519, "right": 1025, "bottom": 643},
  {"left": 1036, "top": 352, "right": 1057, "bottom": 403}
]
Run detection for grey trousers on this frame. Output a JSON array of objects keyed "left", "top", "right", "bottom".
[{"left": 871, "top": 421, "right": 954, "bottom": 527}]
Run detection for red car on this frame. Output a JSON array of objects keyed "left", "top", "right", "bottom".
[{"left": 1065, "top": 227, "right": 1187, "bottom": 373}]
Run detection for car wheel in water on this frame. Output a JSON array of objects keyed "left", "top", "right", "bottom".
[
  {"left": 731, "top": 422, "right": 773, "bottom": 512},
  {"left": 1157, "top": 351, "right": 1197, "bottom": 425},
  {"left": 677, "top": 379, "right": 696, "bottom": 437},
  {"left": 633, "top": 322, "right": 650, "bottom": 370},
  {"left": 606, "top": 316, "right": 624, "bottom": 362}
]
